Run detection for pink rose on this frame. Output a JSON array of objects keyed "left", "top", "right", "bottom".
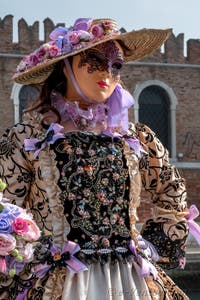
[
  {"left": 0, "top": 233, "right": 16, "bottom": 256},
  {"left": 37, "top": 47, "right": 47, "bottom": 61},
  {"left": 48, "top": 45, "right": 59, "bottom": 58},
  {"left": 91, "top": 25, "right": 104, "bottom": 38},
  {"left": 22, "top": 219, "right": 41, "bottom": 241},
  {"left": 12, "top": 217, "right": 29, "bottom": 235},
  {"left": 28, "top": 53, "right": 39, "bottom": 66},
  {"left": 68, "top": 31, "right": 81, "bottom": 45}
]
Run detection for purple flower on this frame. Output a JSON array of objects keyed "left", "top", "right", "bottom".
[
  {"left": 0, "top": 217, "right": 12, "bottom": 233},
  {"left": 1, "top": 203, "right": 21, "bottom": 221},
  {"left": 73, "top": 18, "right": 92, "bottom": 31}
]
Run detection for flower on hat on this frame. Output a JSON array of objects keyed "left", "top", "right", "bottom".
[
  {"left": 16, "top": 18, "right": 119, "bottom": 73},
  {"left": 91, "top": 25, "right": 104, "bottom": 38},
  {"left": 73, "top": 18, "right": 93, "bottom": 31},
  {"left": 17, "top": 42, "right": 60, "bottom": 72}
]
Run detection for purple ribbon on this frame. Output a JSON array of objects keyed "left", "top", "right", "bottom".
[
  {"left": 15, "top": 289, "right": 29, "bottom": 300},
  {"left": 34, "top": 241, "right": 88, "bottom": 278},
  {"left": 24, "top": 123, "right": 65, "bottom": 158},
  {"left": 129, "top": 239, "right": 158, "bottom": 280},
  {"left": 107, "top": 84, "right": 134, "bottom": 132},
  {"left": 125, "top": 137, "right": 147, "bottom": 158},
  {"left": 186, "top": 205, "right": 200, "bottom": 245},
  {"left": 49, "top": 26, "right": 69, "bottom": 41},
  {"left": 102, "top": 131, "right": 146, "bottom": 158}
]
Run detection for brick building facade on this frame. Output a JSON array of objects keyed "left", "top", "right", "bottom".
[{"left": 0, "top": 15, "right": 200, "bottom": 221}]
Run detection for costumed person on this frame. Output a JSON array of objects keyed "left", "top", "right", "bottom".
[{"left": 0, "top": 17, "right": 194, "bottom": 299}]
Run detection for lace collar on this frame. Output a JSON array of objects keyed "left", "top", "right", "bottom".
[{"left": 51, "top": 91, "right": 108, "bottom": 131}]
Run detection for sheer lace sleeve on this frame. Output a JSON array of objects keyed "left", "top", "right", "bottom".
[
  {"left": 133, "top": 123, "right": 188, "bottom": 269},
  {"left": 0, "top": 122, "right": 36, "bottom": 207}
]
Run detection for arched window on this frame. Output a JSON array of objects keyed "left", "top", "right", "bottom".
[
  {"left": 133, "top": 80, "right": 178, "bottom": 160},
  {"left": 11, "top": 83, "right": 41, "bottom": 123},
  {"left": 19, "top": 85, "right": 41, "bottom": 122},
  {"left": 139, "top": 85, "right": 171, "bottom": 153}
]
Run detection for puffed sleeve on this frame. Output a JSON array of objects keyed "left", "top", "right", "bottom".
[
  {"left": 135, "top": 123, "right": 188, "bottom": 269},
  {"left": 0, "top": 122, "right": 36, "bottom": 207},
  {"left": 0, "top": 122, "right": 39, "bottom": 298}
]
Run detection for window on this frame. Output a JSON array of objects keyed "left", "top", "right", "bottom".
[
  {"left": 139, "top": 85, "right": 171, "bottom": 153},
  {"left": 133, "top": 80, "right": 178, "bottom": 160},
  {"left": 18, "top": 85, "right": 41, "bottom": 122},
  {"left": 11, "top": 83, "right": 42, "bottom": 124}
]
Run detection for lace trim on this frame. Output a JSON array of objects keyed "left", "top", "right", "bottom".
[
  {"left": 23, "top": 111, "right": 71, "bottom": 299},
  {"left": 24, "top": 111, "right": 70, "bottom": 248},
  {"left": 39, "top": 148, "right": 71, "bottom": 248},
  {"left": 123, "top": 139, "right": 141, "bottom": 242}
]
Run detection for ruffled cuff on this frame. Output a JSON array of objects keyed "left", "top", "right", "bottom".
[{"left": 141, "top": 219, "right": 188, "bottom": 269}]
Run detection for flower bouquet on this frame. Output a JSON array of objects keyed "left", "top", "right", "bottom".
[{"left": 0, "top": 179, "right": 41, "bottom": 277}]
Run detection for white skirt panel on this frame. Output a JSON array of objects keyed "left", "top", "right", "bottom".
[{"left": 61, "top": 260, "right": 151, "bottom": 300}]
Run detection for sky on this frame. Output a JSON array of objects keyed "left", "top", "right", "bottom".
[{"left": 1, "top": 0, "right": 200, "bottom": 45}]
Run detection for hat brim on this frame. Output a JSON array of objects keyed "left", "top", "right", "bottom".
[{"left": 13, "top": 28, "right": 172, "bottom": 85}]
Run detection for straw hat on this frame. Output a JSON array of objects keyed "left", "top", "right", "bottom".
[{"left": 13, "top": 18, "right": 172, "bottom": 85}]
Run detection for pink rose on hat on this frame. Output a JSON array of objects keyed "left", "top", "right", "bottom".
[
  {"left": 68, "top": 31, "right": 81, "bottom": 45},
  {"left": 91, "top": 25, "right": 104, "bottom": 38},
  {"left": 29, "top": 53, "right": 39, "bottom": 67},
  {"left": 37, "top": 46, "right": 47, "bottom": 61},
  {"left": 48, "top": 45, "right": 59, "bottom": 58}
]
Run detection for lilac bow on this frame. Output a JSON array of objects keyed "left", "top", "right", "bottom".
[
  {"left": 125, "top": 138, "right": 147, "bottom": 158},
  {"left": 103, "top": 85, "right": 147, "bottom": 157},
  {"left": 49, "top": 26, "right": 71, "bottom": 53},
  {"left": 34, "top": 241, "right": 88, "bottom": 278},
  {"left": 129, "top": 239, "right": 158, "bottom": 280},
  {"left": 102, "top": 131, "right": 146, "bottom": 158},
  {"left": 24, "top": 123, "right": 65, "bottom": 158},
  {"left": 107, "top": 84, "right": 134, "bottom": 132},
  {"left": 49, "top": 26, "right": 69, "bottom": 41},
  {"left": 186, "top": 205, "right": 200, "bottom": 245}
]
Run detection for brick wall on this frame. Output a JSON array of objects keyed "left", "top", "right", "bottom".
[{"left": 0, "top": 15, "right": 200, "bottom": 222}]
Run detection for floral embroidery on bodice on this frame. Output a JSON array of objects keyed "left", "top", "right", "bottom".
[{"left": 52, "top": 131, "right": 132, "bottom": 252}]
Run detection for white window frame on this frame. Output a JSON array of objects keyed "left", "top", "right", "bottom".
[{"left": 11, "top": 82, "right": 23, "bottom": 124}]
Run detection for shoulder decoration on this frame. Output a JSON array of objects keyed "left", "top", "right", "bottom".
[{"left": 24, "top": 123, "right": 65, "bottom": 158}]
